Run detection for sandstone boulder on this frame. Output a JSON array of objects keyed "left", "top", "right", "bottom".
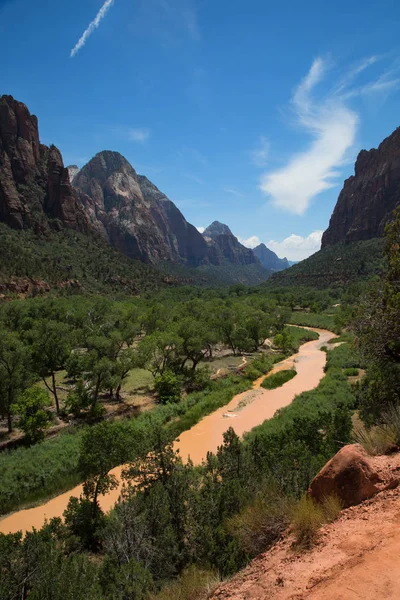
[{"left": 308, "top": 444, "right": 382, "bottom": 508}]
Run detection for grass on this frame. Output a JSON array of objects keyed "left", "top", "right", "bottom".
[
  {"left": 344, "top": 367, "right": 359, "bottom": 377},
  {"left": 123, "top": 368, "right": 155, "bottom": 393},
  {"left": 228, "top": 484, "right": 292, "bottom": 557},
  {"left": 205, "top": 355, "right": 245, "bottom": 374},
  {"left": 291, "top": 494, "right": 342, "bottom": 548},
  {"left": 150, "top": 566, "right": 220, "bottom": 600},
  {"left": 285, "top": 325, "right": 319, "bottom": 350},
  {"left": 353, "top": 404, "right": 400, "bottom": 455},
  {"left": 261, "top": 369, "right": 297, "bottom": 390},
  {"left": 288, "top": 312, "right": 339, "bottom": 333},
  {"left": 0, "top": 428, "right": 83, "bottom": 515}
]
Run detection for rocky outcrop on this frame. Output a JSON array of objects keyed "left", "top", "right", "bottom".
[
  {"left": 72, "top": 151, "right": 213, "bottom": 265},
  {"left": 203, "top": 221, "right": 260, "bottom": 265},
  {"left": 0, "top": 95, "right": 88, "bottom": 233},
  {"left": 308, "top": 444, "right": 382, "bottom": 508},
  {"left": 322, "top": 127, "right": 400, "bottom": 247},
  {"left": 67, "top": 165, "right": 79, "bottom": 182},
  {"left": 253, "top": 243, "right": 289, "bottom": 271}
]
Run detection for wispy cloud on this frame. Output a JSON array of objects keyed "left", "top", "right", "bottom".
[
  {"left": 250, "top": 136, "right": 270, "bottom": 167},
  {"left": 259, "top": 55, "right": 400, "bottom": 215},
  {"left": 223, "top": 187, "right": 244, "bottom": 198},
  {"left": 128, "top": 128, "right": 151, "bottom": 142},
  {"left": 183, "top": 172, "right": 205, "bottom": 184},
  {"left": 70, "top": 0, "right": 115, "bottom": 58},
  {"left": 267, "top": 230, "right": 323, "bottom": 261},
  {"left": 196, "top": 226, "right": 205, "bottom": 233}
]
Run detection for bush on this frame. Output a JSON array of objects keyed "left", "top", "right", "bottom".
[
  {"left": 261, "top": 369, "right": 296, "bottom": 390},
  {"left": 11, "top": 386, "right": 52, "bottom": 445},
  {"left": 291, "top": 494, "right": 342, "bottom": 548},
  {"left": 291, "top": 495, "right": 324, "bottom": 548},
  {"left": 154, "top": 371, "right": 183, "bottom": 404},
  {"left": 65, "top": 380, "right": 91, "bottom": 418},
  {"left": 150, "top": 566, "right": 219, "bottom": 600},
  {"left": 344, "top": 367, "right": 359, "bottom": 376},
  {"left": 228, "top": 486, "right": 292, "bottom": 556}
]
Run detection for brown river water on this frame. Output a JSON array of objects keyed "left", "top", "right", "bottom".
[{"left": 0, "top": 327, "right": 334, "bottom": 535}]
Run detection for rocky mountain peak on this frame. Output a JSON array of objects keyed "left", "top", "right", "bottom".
[
  {"left": 253, "top": 243, "right": 289, "bottom": 271},
  {"left": 0, "top": 94, "right": 87, "bottom": 232},
  {"left": 322, "top": 126, "right": 400, "bottom": 247},
  {"left": 67, "top": 165, "right": 80, "bottom": 183},
  {"left": 203, "top": 221, "right": 233, "bottom": 238}
]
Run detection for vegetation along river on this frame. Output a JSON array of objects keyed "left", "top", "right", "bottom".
[{"left": 0, "top": 326, "right": 334, "bottom": 535}]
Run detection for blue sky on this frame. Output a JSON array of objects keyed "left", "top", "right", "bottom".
[{"left": 1, "top": 0, "right": 400, "bottom": 260}]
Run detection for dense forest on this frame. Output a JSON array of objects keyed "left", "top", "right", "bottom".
[{"left": 0, "top": 210, "right": 398, "bottom": 599}]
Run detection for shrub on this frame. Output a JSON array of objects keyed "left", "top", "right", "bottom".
[
  {"left": 65, "top": 380, "right": 91, "bottom": 418},
  {"left": 261, "top": 369, "right": 296, "bottom": 390},
  {"left": 228, "top": 487, "right": 292, "bottom": 556},
  {"left": 11, "top": 386, "right": 52, "bottom": 445},
  {"left": 352, "top": 421, "right": 396, "bottom": 456},
  {"left": 291, "top": 494, "right": 343, "bottom": 548},
  {"left": 291, "top": 495, "right": 324, "bottom": 548},
  {"left": 150, "top": 566, "right": 219, "bottom": 600},
  {"left": 154, "top": 370, "right": 182, "bottom": 404},
  {"left": 344, "top": 367, "right": 359, "bottom": 377}
]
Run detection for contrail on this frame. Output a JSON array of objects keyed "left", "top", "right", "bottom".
[{"left": 70, "top": 0, "right": 115, "bottom": 58}]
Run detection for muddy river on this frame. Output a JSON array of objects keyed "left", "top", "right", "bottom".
[{"left": 0, "top": 327, "right": 334, "bottom": 535}]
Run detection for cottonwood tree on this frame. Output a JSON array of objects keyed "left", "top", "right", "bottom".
[
  {"left": 0, "top": 330, "right": 31, "bottom": 432},
  {"left": 30, "top": 320, "right": 71, "bottom": 414}
]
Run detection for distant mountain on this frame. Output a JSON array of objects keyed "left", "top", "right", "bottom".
[
  {"left": 253, "top": 243, "right": 289, "bottom": 271},
  {"left": 202, "top": 221, "right": 262, "bottom": 266},
  {"left": 203, "top": 221, "right": 233, "bottom": 238},
  {"left": 0, "top": 95, "right": 271, "bottom": 288},
  {"left": 322, "top": 127, "right": 400, "bottom": 248}
]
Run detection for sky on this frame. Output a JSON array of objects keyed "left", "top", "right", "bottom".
[{"left": 1, "top": 0, "right": 400, "bottom": 260}]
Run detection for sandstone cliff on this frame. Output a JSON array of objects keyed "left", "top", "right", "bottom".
[
  {"left": 322, "top": 127, "right": 400, "bottom": 247},
  {"left": 72, "top": 151, "right": 213, "bottom": 265},
  {"left": 0, "top": 95, "right": 88, "bottom": 233}
]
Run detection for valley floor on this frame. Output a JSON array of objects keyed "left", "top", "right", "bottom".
[{"left": 211, "top": 453, "right": 400, "bottom": 600}]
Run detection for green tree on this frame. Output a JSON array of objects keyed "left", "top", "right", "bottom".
[
  {"left": 11, "top": 386, "right": 51, "bottom": 444},
  {"left": 0, "top": 330, "right": 30, "bottom": 432},
  {"left": 154, "top": 370, "right": 182, "bottom": 404},
  {"left": 30, "top": 320, "right": 71, "bottom": 414}
]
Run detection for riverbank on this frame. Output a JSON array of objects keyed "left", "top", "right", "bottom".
[{"left": 0, "top": 327, "right": 334, "bottom": 535}]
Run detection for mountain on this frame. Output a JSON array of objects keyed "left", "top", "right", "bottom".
[
  {"left": 71, "top": 151, "right": 214, "bottom": 266},
  {"left": 0, "top": 95, "right": 89, "bottom": 233},
  {"left": 202, "top": 221, "right": 260, "bottom": 265},
  {"left": 203, "top": 221, "right": 233, "bottom": 237},
  {"left": 67, "top": 165, "right": 79, "bottom": 182},
  {"left": 322, "top": 127, "right": 400, "bottom": 247},
  {"left": 253, "top": 243, "right": 289, "bottom": 271},
  {"left": 0, "top": 95, "right": 271, "bottom": 289},
  {"left": 268, "top": 126, "right": 400, "bottom": 288}
]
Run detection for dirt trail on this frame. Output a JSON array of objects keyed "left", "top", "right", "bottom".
[
  {"left": 0, "top": 327, "right": 333, "bottom": 536},
  {"left": 211, "top": 453, "right": 400, "bottom": 600}
]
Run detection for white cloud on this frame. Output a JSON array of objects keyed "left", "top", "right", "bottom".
[
  {"left": 128, "top": 128, "right": 151, "bottom": 142},
  {"left": 196, "top": 226, "right": 205, "bottom": 233},
  {"left": 238, "top": 236, "right": 261, "bottom": 249},
  {"left": 250, "top": 136, "right": 270, "bottom": 167},
  {"left": 259, "top": 55, "right": 400, "bottom": 215},
  {"left": 259, "top": 57, "right": 358, "bottom": 215},
  {"left": 70, "top": 0, "right": 114, "bottom": 58},
  {"left": 267, "top": 230, "right": 323, "bottom": 261}
]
